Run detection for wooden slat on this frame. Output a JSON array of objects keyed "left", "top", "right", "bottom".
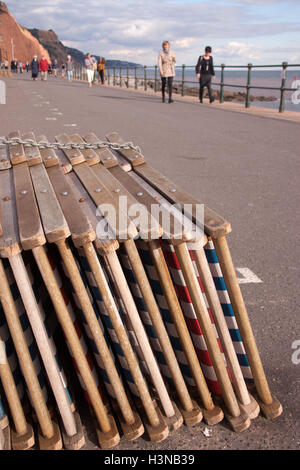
[
  {"left": 130, "top": 171, "right": 198, "bottom": 242},
  {"left": 21, "top": 132, "right": 42, "bottom": 167},
  {"left": 36, "top": 135, "right": 60, "bottom": 168},
  {"left": 47, "top": 165, "right": 95, "bottom": 247},
  {"left": 30, "top": 163, "right": 71, "bottom": 243},
  {"left": 74, "top": 162, "right": 137, "bottom": 240},
  {"left": 66, "top": 172, "right": 119, "bottom": 254},
  {"left": 13, "top": 163, "right": 46, "bottom": 250},
  {"left": 92, "top": 163, "right": 159, "bottom": 239},
  {"left": 56, "top": 134, "right": 86, "bottom": 166},
  {"left": 83, "top": 133, "right": 119, "bottom": 168},
  {"left": 8, "top": 131, "right": 26, "bottom": 165},
  {"left": 134, "top": 162, "right": 232, "bottom": 239},
  {"left": 109, "top": 165, "right": 163, "bottom": 239},
  {"left": 0, "top": 169, "right": 22, "bottom": 257},
  {"left": 70, "top": 134, "right": 100, "bottom": 166},
  {"left": 106, "top": 132, "right": 145, "bottom": 167},
  {"left": 0, "top": 141, "right": 11, "bottom": 170}
]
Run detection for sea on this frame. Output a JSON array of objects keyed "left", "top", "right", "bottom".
[{"left": 117, "top": 66, "right": 300, "bottom": 113}]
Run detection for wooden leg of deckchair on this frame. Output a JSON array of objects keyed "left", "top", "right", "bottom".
[
  {"left": 124, "top": 239, "right": 201, "bottom": 428},
  {"left": 174, "top": 242, "right": 250, "bottom": 432},
  {"left": 148, "top": 240, "right": 223, "bottom": 425},
  {"left": 213, "top": 236, "right": 282, "bottom": 419},
  {"left": 0, "top": 338, "right": 35, "bottom": 450},
  {"left": 193, "top": 246, "right": 260, "bottom": 420}
]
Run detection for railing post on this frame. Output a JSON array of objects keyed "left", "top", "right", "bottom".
[
  {"left": 119, "top": 67, "right": 122, "bottom": 87},
  {"left": 144, "top": 66, "right": 147, "bottom": 91},
  {"left": 182, "top": 64, "right": 185, "bottom": 96},
  {"left": 107, "top": 67, "right": 110, "bottom": 85},
  {"left": 113, "top": 67, "right": 116, "bottom": 86},
  {"left": 126, "top": 66, "right": 129, "bottom": 88},
  {"left": 279, "top": 62, "right": 288, "bottom": 113},
  {"left": 134, "top": 66, "right": 138, "bottom": 89},
  {"left": 245, "top": 63, "right": 252, "bottom": 108},
  {"left": 220, "top": 63, "right": 225, "bottom": 103},
  {"left": 154, "top": 65, "right": 158, "bottom": 92}
]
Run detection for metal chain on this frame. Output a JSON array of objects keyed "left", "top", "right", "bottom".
[{"left": 0, "top": 136, "right": 142, "bottom": 155}]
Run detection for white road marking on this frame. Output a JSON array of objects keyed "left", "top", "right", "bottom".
[
  {"left": 64, "top": 124, "right": 77, "bottom": 127},
  {"left": 236, "top": 268, "right": 263, "bottom": 284},
  {"left": 45, "top": 117, "right": 57, "bottom": 121}
]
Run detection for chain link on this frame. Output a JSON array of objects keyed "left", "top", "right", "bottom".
[{"left": 0, "top": 136, "right": 142, "bottom": 156}]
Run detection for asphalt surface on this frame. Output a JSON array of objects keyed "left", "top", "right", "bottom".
[{"left": 0, "top": 73, "right": 299, "bottom": 451}]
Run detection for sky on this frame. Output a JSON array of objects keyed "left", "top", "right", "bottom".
[{"left": 5, "top": 0, "right": 300, "bottom": 65}]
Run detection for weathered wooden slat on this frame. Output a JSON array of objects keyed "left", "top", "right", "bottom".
[
  {"left": 66, "top": 172, "right": 119, "bottom": 254},
  {"left": 21, "top": 132, "right": 42, "bottom": 167},
  {"left": 109, "top": 165, "right": 163, "bottom": 240},
  {"left": 36, "top": 135, "right": 60, "bottom": 168},
  {"left": 0, "top": 141, "right": 11, "bottom": 170},
  {"left": 134, "top": 162, "right": 232, "bottom": 239},
  {"left": 70, "top": 134, "right": 100, "bottom": 166},
  {"left": 8, "top": 131, "right": 26, "bottom": 166},
  {"left": 106, "top": 132, "right": 145, "bottom": 167},
  {"left": 92, "top": 163, "right": 161, "bottom": 240},
  {"left": 56, "top": 133, "right": 85, "bottom": 166},
  {"left": 13, "top": 163, "right": 46, "bottom": 250},
  {"left": 83, "top": 133, "right": 119, "bottom": 168},
  {"left": 47, "top": 165, "right": 95, "bottom": 247},
  {"left": 74, "top": 162, "right": 137, "bottom": 240},
  {"left": 0, "top": 169, "right": 22, "bottom": 257},
  {"left": 30, "top": 163, "right": 70, "bottom": 243}
]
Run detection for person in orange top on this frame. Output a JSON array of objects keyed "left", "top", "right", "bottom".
[{"left": 39, "top": 56, "right": 49, "bottom": 81}]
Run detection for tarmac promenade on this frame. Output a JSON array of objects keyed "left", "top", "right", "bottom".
[{"left": 0, "top": 74, "right": 299, "bottom": 450}]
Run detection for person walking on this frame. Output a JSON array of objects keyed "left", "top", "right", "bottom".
[
  {"left": 196, "top": 46, "right": 215, "bottom": 103},
  {"left": 11, "top": 59, "right": 18, "bottom": 73},
  {"left": 158, "top": 41, "right": 176, "bottom": 103},
  {"left": 66, "top": 55, "right": 74, "bottom": 82},
  {"left": 31, "top": 55, "right": 39, "bottom": 81},
  {"left": 19, "top": 61, "right": 23, "bottom": 74},
  {"left": 97, "top": 57, "right": 106, "bottom": 84},
  {"left": 85, "top": 53, "right": 97, "bottom": 88},
  {"left": 25, "top": 61, "right": 29, "bottom": 72},
  {"left": 52, "top": 59, "right": 58, "bottom": 77},
  {"left": 39, "top": 55, "right": 49, "bottom": 81}
]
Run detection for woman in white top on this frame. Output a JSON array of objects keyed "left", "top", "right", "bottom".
[
  {"left": 158, "top": 41, "right": 176, "bottom": 103},
  {"left": 85, "top": 53, "right": 97, "bottom": 87}
]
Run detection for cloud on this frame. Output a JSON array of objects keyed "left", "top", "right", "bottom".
[{"left": 4, "top": 0, "right": 300, "bottom": 65}]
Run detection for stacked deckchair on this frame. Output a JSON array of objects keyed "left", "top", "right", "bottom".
[{"left": 0, "top": 130, "right": 282, "bottom": 450}]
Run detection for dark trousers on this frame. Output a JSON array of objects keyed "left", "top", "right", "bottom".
[
  {"left": 199, "top": 74, "right": 213, "bottom": 101},
  {"left": 161, "top": 76, "right": 173, "bottom": 100},
  {"left": 98, "top": 70, "right": 104, "bottom": 84}
]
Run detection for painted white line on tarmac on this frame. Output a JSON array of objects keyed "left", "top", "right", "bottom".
[
  {"left": 63, "top": 124, "right": 77, "bottom": 127},
  {"left": 45, "top": 117, "right": 57, "bottom": 121},
  {"left": 236, "top": 268, "right": 263, "bottom": 284}
]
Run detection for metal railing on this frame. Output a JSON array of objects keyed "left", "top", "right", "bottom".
[{"left": 73, "top": 62, "right": 300, "bottom": 113}]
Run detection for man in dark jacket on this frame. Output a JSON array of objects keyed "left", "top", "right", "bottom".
[
  {"left": 195, "top": 46, "right": 215, "bottom": 103},
  {"left": 31, "top": 55, "right": 39, "bottom": 80}
]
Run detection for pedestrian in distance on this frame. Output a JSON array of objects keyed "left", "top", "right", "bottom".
[
  {"left": 158, "top": 41, "right": 176, "bottom": 103},
  {"left": 31, "top": 55, "right": 39, "bottom": 81},
  {"left": 97, "top": 57, "right": 106, "bottom": 84},
  {"left": 19, "top": 61, "right": 23, "bottom": 74},
  {"left": 61, "top": 62, "right": 66, "bottom": 78},
  {"left": 11, "top": 59, "right": 18, "bottom": 73},
  {"left": 39, "top": 55, "right": 49, "bottom": 81},
  {"left": 52, "top": 59, "right": 58, "bottom": 77},
  {"left": 196, "top": 46, "right": 215, "bottom": 103},
  {"left": 25, "top": 61, "right": 29, "bottom": 72},
  {"left": 85, "top": 53, "right": 97, "bottom": 88},
  {"left": 66, "top": 55, "right": 74, "bottom": 82}
]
